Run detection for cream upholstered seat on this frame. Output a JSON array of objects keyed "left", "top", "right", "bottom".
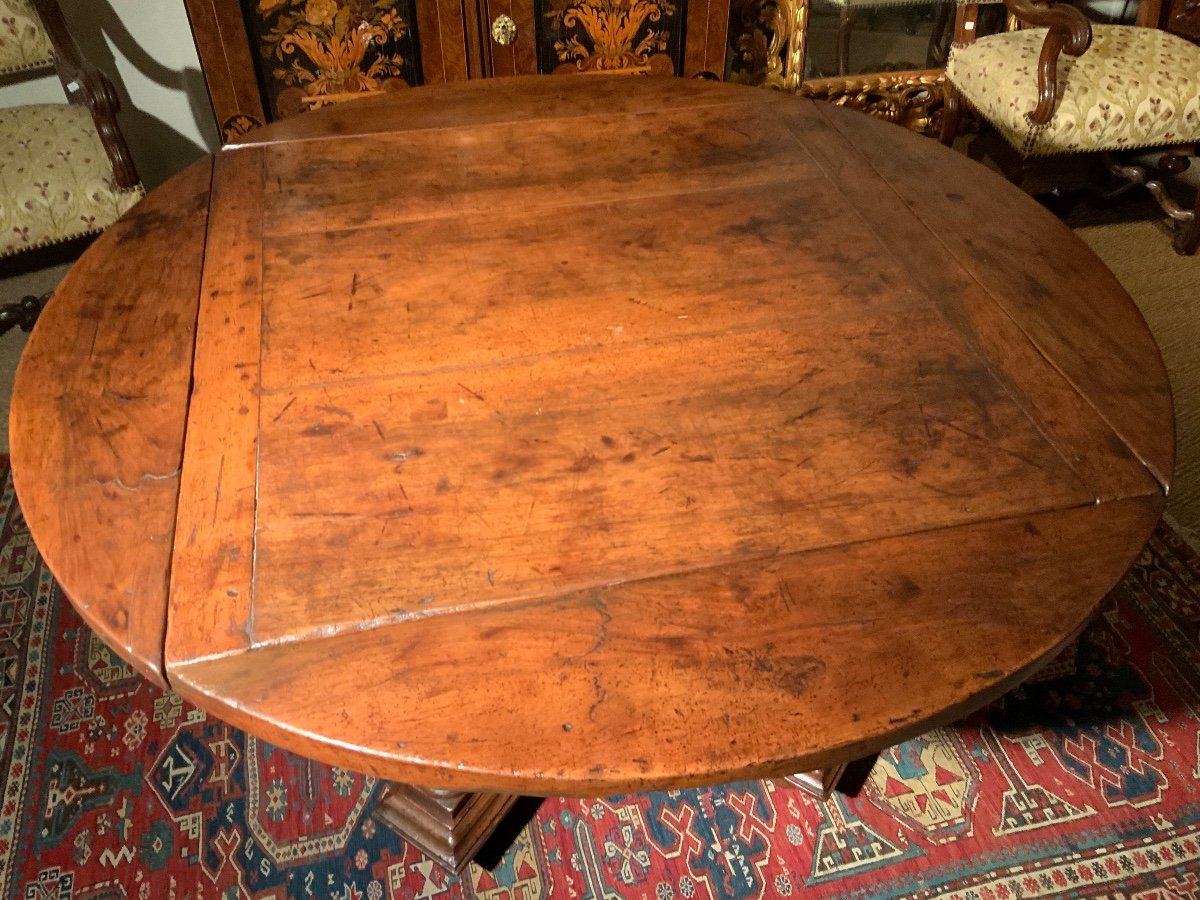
[
  {"left": 0, "top": 0, "right": 52, "bottom": 73},
  {"left": 0, "top": 104, "right": 143, "bottom": 257},
  {"left": 947, "top": 25, "right": 1200, "bottom": 157},
  {"left": 941, "top": 0, "right": 1200, "bottom": 254},
  {"left": 0, "top": 0, "right": 142, "bottom": 332}
]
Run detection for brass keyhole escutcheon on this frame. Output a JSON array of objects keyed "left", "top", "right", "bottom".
[{"left": 491, "top": 14, "right": 517, "bottom": 45}]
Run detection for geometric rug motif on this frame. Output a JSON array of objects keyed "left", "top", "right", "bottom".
[{"left": 3, "top": 459, "right": 1200, "bottom": 898}]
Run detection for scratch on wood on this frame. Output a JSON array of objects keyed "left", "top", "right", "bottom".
[
  {"left": 832, "top": 461, "right": 875, "bottom": 488},
  {"left": 896, "top": 473, "right": 970, "bottom": 498},
  {"left": 457, "top": 382, "right": 485, "bottom": 402},
  {"left": 351, "top": 272, "right": 359, "bottom": 296},
  {"left": 289, "top": 509, "right": 411, "bottom": 520},
  {"left": 777, "top": 367, "right": 822, "bottom": 397},
  {"left": 94, "top": 468, "right": 182, "bottom": 493},
  {"left": 626, "top": 296, "right": 673, "bottom": 316},
  {"left": 271, "top": 396, "right": 296, "bottom": 422},
  {"left": 587, "top": 592, "right": 613, "bottom": 655},
  {"left": 91, "top": 414, "right": 118, "bottom": 458},
  {"left": 784, "top": 405, "right": 824, "bottom": 425},
  {"left": 373, "top": 419, "right": 385, "bottom": 440},
  {"left": 386, "top": 448, "right": 425, "bottom": 463},
  {"left": 779, "top": 578, "right": 796, "bottom": 612},
  {"left": 926, "top": 413, "right": 1044, "bottom": 469},
  {"left": 588, "top": 676, "right": 607, "bottom": 722},
  {"left": 213, "top": 455, "right": 225, "bottom": 524},
  {"left": 396, "top": 481, "right": 413, "bottom": 511}
]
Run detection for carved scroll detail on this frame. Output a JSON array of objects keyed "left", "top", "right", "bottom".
[{"left": 801, "top": 70, "right": 947, "bottom": 137}]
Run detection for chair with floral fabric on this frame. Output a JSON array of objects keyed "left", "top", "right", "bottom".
[
  {"left": 0, "top": 0, "right": 143, "bottom": 332},
  {"left": 939, "top": 0, "right": 1200, "bottom": 254}
]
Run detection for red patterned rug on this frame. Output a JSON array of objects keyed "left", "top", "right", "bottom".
[{"left": 3, "top": 458, "right": 1200, "bottom": 899}]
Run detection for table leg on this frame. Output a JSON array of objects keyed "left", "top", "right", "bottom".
[
  {"left": 375, "top": 755, "right": 882, "bottom": 872},
  {"left": 791, "top": 765, "right": 847, "bottom": 800},
  {"left": 791, "top": 753, "right": 881, "bottom": 800},
  {"left": 373, "top": 785, "right": 521, "bottom": 874}
]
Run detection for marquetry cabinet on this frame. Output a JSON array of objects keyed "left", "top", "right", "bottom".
[{"left": 184, "top": 0, "right": 735, "bottom": 141}]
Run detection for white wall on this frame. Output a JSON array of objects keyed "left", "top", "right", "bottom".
[{"left": 0, "top": 0, "right": 220, "bottom": 188}]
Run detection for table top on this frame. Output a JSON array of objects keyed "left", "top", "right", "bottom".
[{"left": 11, "top": 75, "right": 1173, "bottom": 796}]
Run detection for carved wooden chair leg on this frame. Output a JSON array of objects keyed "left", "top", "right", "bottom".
[
  {"left": 0, "top": 292, "right": 47, "bottom": 338},
  {"left": 986, "top": 137, "right": 1028, "bottom": 186},
  {"left": 940, "top": 83, "right": 963, "bottom": 147},
  {"left": 1180, "top": 188, "right": 1200, "bottom": 256},
  {"left": 1106, "top": 152, "right": 1199, "bottom": 257}
]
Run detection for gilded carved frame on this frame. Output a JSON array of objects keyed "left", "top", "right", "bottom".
[{"left": 745, "top": 0, "right": 947, "bottom": 137}]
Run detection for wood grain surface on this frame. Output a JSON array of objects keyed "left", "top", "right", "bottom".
[
  {"left": 10, "top": 77, "right": 1173, "bottom": 795},
  {"left": 9, "top": 157, "right": 213, "bottom": 688}
]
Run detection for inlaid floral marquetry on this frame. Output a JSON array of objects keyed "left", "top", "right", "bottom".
[
  {"left": 244, "top": 0, "right": 423, "bottom": 118},
  {"left": 535, "top": 0, "right": 686, "bottom": 74}
]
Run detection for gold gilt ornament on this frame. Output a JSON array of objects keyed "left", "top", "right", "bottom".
[
  {"left": 801, "top": 71, "right": 947, "bottom": 138},
  {"left": 727, "top": 0, "right": 945, "bottom": 139}
]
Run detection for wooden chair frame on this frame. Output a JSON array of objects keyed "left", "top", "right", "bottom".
[
  {"left": 28, "top": 0, "right": 138, "bottom": 190},
  {"left": 939, "top": 0, "right": 1199, "bottom": 254},
  {"left": 1, "top": 0, "right": 140, "bottom": 336}
]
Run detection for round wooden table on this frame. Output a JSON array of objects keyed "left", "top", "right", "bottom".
[{"left": 11, "top": 75, "right": 1173, "bottom": 872}]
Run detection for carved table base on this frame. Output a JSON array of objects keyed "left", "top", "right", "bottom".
[
  {"left": 373, "top": 785, "right": 521, "bottom": 874},
  {"left": 375, "top": 759, "right": 877, "bottom": 873},
  {"left": 789, "top": 763, "right": 850, "bottom": 800}
]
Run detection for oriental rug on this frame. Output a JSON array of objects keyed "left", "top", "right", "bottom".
[{"left": 2, "top": 461, "right": 1199, "bottom": 900}]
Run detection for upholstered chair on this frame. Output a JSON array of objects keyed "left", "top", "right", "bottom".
[
  {"left": 940, "top": 0, "right": 1200, "bottom": 254},
  {"left": 0, "top": 0, "right": 143, "bottom": 331}
]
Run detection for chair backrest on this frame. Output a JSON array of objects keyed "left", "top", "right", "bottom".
[
  {"left": 1, "top": 0, "right": 139, "bottom": 190},
  {"left": 0, "top": 0, "right": 53, "bottom": 76}
]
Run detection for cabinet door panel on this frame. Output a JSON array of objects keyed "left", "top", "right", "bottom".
[
  {"left": 187, "top": 0, "right": 731, "bottom": 142},
  {"left": 241, "top": 0, "right": 427, "bottom": 117},
  {"left": 484, "top": 0, "right": 728, "bottom": 77},
  {"left": 414, "top": 0, "right": 476, "bottom": 82},
  {"left": 188, "top": 0, "right": 460, "bottom": 140},
  {"left": 484, "top": 0, "right": 540, "bottom": 76}
]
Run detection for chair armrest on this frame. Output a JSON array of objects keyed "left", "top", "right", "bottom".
[
  {"left": 31, "top": 0, "right": 140, "bottom": 188},
  {"left": 1002, "top": 0, "right": 1093, "bottom": 125}
]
